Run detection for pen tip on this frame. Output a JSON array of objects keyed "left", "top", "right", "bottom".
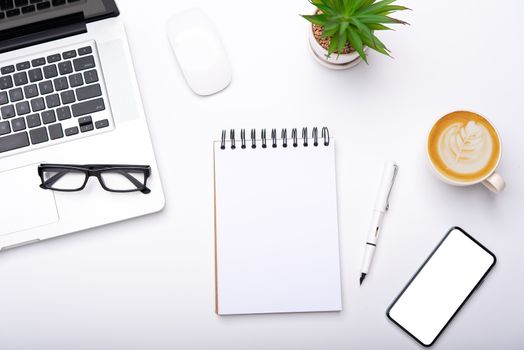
[{"left": 360, "top": 273, "right": 366, "bottom": 286}]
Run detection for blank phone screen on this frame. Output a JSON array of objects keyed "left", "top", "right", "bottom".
[{"left": 387, "top": 228, "right": 495, "bottom": 346}]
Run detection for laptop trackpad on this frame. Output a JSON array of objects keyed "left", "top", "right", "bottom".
[{"left": 0, "top": 164, "right": 59, "bottom": 236}]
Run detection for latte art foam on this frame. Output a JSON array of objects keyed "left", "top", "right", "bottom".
[
  {"left": 438, "top": 121, "right": 492, "bottom": 174},
  {"left": 428, "top": 111, "right": 501, "bottom": 183}
]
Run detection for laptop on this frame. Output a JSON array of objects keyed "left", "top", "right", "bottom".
[{"left": 0, "top": 0, "right": 165, "bottom": 251}]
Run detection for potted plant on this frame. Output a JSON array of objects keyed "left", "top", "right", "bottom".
[{"left": 302, "top": 0, "right": 409, "bottom": 69}]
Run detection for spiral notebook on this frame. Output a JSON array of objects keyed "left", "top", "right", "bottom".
[{"left": 213, "top": 127, "right": 342, "bottom": 315}]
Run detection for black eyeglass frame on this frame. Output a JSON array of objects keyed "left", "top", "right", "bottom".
[{"left": 38, "top": 164, "right": 152, "bottom": 194}]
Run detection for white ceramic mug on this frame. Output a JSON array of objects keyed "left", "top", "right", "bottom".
[{"left": 427, "top": 111, "right": 506, "bottom": 193}]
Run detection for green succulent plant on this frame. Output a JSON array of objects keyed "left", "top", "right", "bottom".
[{"left": 302, "top": 0, "right": 409, "bottom": 63}]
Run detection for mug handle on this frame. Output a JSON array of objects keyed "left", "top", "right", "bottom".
[{"left": 482, "top": 173, "right": 505, "bottom": 193}]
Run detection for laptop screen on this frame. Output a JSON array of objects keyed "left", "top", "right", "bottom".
[{"left": 0, "top": 0, "right": 118, "bottom": 32}]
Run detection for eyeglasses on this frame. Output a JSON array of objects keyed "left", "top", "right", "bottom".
[{"left": 38, "top": 164, "right": 151, "bottom": 194}]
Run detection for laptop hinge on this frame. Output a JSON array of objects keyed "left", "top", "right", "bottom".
[{"left": 0, "top": 12, "right": 87, "bottom": 54}]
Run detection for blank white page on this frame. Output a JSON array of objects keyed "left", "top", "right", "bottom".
[{"left": 214, "top": 139, "right": 342, "bottom": 315}]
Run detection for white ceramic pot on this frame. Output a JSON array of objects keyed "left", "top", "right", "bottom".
[{"left": 308, "top": 24, "right": 368, "bottom": 70}]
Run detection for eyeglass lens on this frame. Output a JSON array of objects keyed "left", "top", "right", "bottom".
[
  {"left": 100, "top": 170, "right": 146, "bottom": 191},
  {"left": 42, "top": 169, "right": 87, "bottom": 190}
]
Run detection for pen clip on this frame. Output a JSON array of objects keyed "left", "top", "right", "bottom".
[{"left": 385, "top": 164, "right": 399, "bottom": 211}]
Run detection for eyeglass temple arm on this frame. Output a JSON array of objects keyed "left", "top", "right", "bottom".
[
  {"left": 113, "top": 170, "right": 151, "bottom": 194},
  {"left": 41, "top": 170, "right": 69, "bottom": 188}
]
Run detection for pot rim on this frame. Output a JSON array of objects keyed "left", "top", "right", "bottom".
[{"left": 307, "top": 23, "right": 368, "bottom": 69}]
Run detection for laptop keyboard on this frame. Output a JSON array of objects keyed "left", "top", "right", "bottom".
[
  {"left": 0, "top": 0, "right": 80, "bottom": 20},
  {"left": 0, "top": 40, "right": 114, "bottom": 157}
]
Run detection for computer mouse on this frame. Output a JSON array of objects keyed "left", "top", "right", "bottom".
[{"left": 167, "top": 9, "right": 232, "bottom": 96}]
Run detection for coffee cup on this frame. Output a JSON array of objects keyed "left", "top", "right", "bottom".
[{"left": 427, "top": 111, "right": 505, "bottom": 193}]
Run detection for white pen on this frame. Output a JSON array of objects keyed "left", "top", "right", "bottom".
[{"left": 360, "top": 161, "right": 399, "bottom": 285}]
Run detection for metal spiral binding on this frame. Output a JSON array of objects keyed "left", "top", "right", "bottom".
[
  {"left": 291, "top": 128, "right": 298, "bottom": 147},
  {"left": 220, "top": 127, "right": 330, "bottom": 150},
  {"left": 322, "top": 127, "right": 330, "bottom": 146},
  {"left": 261, "top": 129, "right": 267, "bottom": 148},
  {"left": 240, "top": 129, "right": 246, "bottom": 149},
  {"left": 302, "top": 127, "right": 308, "bottom": 147},
  {"left": 250, "top": 129, "right": 256, "bottom": 148},
  {"left": 312, "top": 127, "right": 318, "bottom": 146},
  {"left": 230, "top": 129, "right": 236, "bottom": 149},
  {"left": 271, "top": 129, "right": 277, "bottom": 148},
  {"left": 220, "top": 130, "right": 226, "bottom": 150}
]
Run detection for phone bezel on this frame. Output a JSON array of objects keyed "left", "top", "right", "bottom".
[{"left": 386, "top": 226, "right": 497, "bottom": 347}]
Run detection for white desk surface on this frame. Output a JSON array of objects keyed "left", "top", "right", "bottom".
[{"left": 1, "top": 0, "right": 522, "bottom": 349}]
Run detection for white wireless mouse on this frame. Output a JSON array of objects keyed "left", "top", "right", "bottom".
[{"left": 167, "top": 9, "right": 232, "bottom": 96}]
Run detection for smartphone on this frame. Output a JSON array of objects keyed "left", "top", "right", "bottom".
[{"left": 387, "top": 227, "right": 496, "bottom": 347}]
